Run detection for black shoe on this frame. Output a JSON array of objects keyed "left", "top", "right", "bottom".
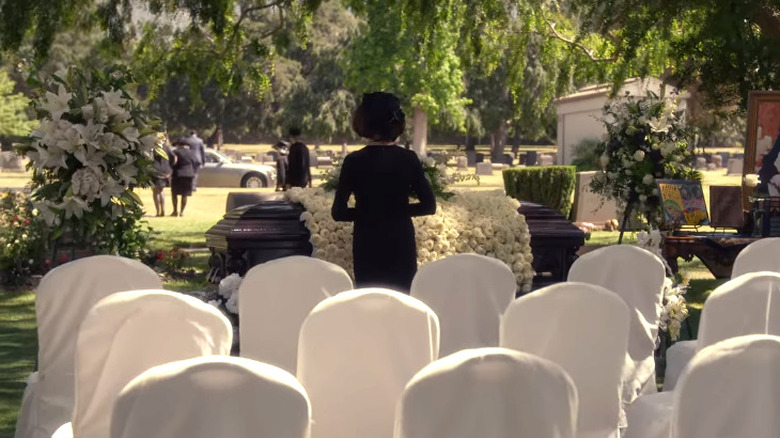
[{"left": 171, "top": 212, "right": 178, "bottom": 217}]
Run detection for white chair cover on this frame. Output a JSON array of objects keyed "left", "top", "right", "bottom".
[
  {"left": 297, "top": 288, "right": 439, "bottom": 438},
  {"left": 622, "top": 392, "right": 674, "bottom": 438},
  {"left": 672, "top": 335, "right": 780, "bottom": 438},
  {"left": 395, "top": 347, "right": 578, "bottom": 438},
  {"left": 410, "top": 254, "right": 516, "bottom": 356},
  {"left": 239, "top": 255, "right": 353, "bottom": 373},
  {"left": 14, "top": 255, "right": 162, "bottom": 438},
  {"left": 567, "top": 245, "right": 666, "bottom": 407},
  {"left": 732, "top": 237, "right": 780, "bottom": 278},
  {"left": 500, "top": 282, "right": 629, "bottom": 438},
  {"left": 111, "top": 356, "right": 311, "bottom": 438},
  {"left": 627, "top": 272, "right": 780, "bottom": 438},
  {"left": 665, "top": 271, "right": 780, "bottom": 391},
  {"left": 64, "top": 290, "right": 233, "bottom": 438}
]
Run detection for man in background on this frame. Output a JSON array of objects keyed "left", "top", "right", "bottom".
[
  {"left": 188, "top": 130, "right": 206, "bottom": 190},
  {"left": 286, "top": 127, "right": 312, "bottom": 188}
]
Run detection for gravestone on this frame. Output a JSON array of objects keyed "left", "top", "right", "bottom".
[
  {"left": 341, "top": 143, "right": 348, "bottom": 156},
  {"left": 571, "top": 171, "right": 620, "bottom": 223},
  {"left": 719, "top": 152, "right": 730, "bottom": 167},
  {"left": 525, "top": 151, "right": 538, "bottom": 166},
  {"left": 0, "top": 152, "right": 24, "bottom": 172},
  {"left": 456, "top": 156, "right": 468, "bottom": 169},
  {"left": 707, "top": 163, "right": 717, "bottom": 171},
  {"left": 539, "top": 155, "right": 554, "bottom": 166},
  {"left": 503, "top": 154, "right": 514, "bottom": 166},
  {"left": 695, "top": 157, "right": 707, "bottom": 169},
  {"left": 475, "top": 153, "right": 485, "bottom": 164},
  {"left": 466, "top": 150, "right": 477, "bottom": 166},
  {"left": 475, "top": 162, "right": 493, "bottom": 175},
  {"left": 711, "top": 155, "right": 723, "bottom": 168},
  {"left": 726, "top": 158, "right": 744, "bottom": 175}
]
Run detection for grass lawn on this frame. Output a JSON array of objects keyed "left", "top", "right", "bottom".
[{"left": 0, "top": 162, "right": 736, "bottom": 437}]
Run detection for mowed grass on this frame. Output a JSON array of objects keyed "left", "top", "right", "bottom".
[{"left": 0, "top": 158, "right": 740, "bottom": 436}]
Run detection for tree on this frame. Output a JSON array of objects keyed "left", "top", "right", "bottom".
[
  {"left": 0, "top": 70, "right": 34, "bottom": 138},
  {"left": 343, "top": 0, "right": 469, "bottom": 155},
  {"left": 564, "top": 0, "right": 780, "bottom": 109}
]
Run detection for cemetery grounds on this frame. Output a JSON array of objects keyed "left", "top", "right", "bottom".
[{"left": 0, "top": 144, "right": 740, "bottom": 437}]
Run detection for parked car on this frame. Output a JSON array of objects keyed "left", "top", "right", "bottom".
[{"left": 198, "top": 149, "right": 277, "bottom": 188}]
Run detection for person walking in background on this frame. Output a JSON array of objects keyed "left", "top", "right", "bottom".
[
  {"left": 188, "top": 130, "right": 206, "bottom": 191},
  {"left": 331, "top": 92, "right": 436, "bottom": 293},
  {"left": 273, "top": 140, "right": 290, "bottom": 191},
  {"left": 286, "top": 127, "right": 312, "bottom": 188},
  {"left": 152, "top": 132, "right": 176, "bottom": 217},
  {"left": 170, "top": 139, "right": 197, "bottom": 217}
]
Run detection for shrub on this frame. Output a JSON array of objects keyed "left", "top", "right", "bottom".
[
  {"left": 503, "top": 166, "right": 577, "bottom": 217},
  {"left": 0, "top": 191, "right": 51, "bottom": 286}
]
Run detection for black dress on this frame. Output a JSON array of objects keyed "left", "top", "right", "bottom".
[
  {"left": 171, "top": 147, "right": 196, "bottom": 196},
  {"left": 287, "top": 141, "right": 312, "bottom": 188},
  {"left": 331, "top": 145, "right": 436, "bottom": 292}
]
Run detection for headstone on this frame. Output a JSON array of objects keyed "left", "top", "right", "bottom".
[
  {"left": 711, "top": 155, "right": 723, "bottom": 168},
  {"left": 548, "top": 152, "right": 558, "bottom": 164},
  {"left": 456, "top": 156, "right": 468, "bottom": 169},
  {"left": 466, "top": 150, "right": 477, "bottom": 166},
  {"left": 475, "top": 162, "right": 493, "bottom": 175},
  {"left": 316, "top": 156, "right": 332, "bottom": 167},
  {"left": 718, "top": 152, "right": 730, "bottom": 166},
  {"left": 525, "top": 151, "right": 538, "bottom": 166},
  {"left": 0, "top": 151, "right": 24, "bottom": 172},
  {"left": 571, "top": 171, "right": 620, "bottom": 223},
  {"left": 539, "top": 155, "right": 554, "bottom": 166},
  {"left": 503, "top": 153, "right": 514, "bottom": 166},
  {"left": 726, "top": 158, "right": 744, "bottom": 175},
  {"left": 695, "top": 157, "right": 707, "bottom": 169},
  {"left": 475, "top": 153, "right": 485, "bottom": 164},
  {"left": 707, "top": 163, "right": 717, "bottom": 171},
  {"left": 341, "top": 143, "right": 348, "bottom": 156}
]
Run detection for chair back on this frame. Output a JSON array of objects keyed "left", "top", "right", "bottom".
[
  {"left": 32, "top": 255, "right": 162, "bottom": 438},
  {"left": 297, "top": 288, "right": 439, "bottom": 438},
  {"left": 71, "top": 290, "right": 232, "bottom": 438},
  {"left": 501, "top": 282, "right": 629, "bottom": 438},
  {"left": 698, "top": 272, "right": 780, "bottom": 349},
  {"left": 111, "top": 356, "right": 311, "bottom": 438},
  {"left": 395, "top": 347, "right": 577, "bottom": 438},
  {"left": 239, "top": 256, "right": 353, "bottom": 373},
  {"left": 567, "top": 245, "right": 666, "bottom": 405},
  {"left": 672, "top": 335, "right": 780, "bottom": 438},
  {"left": 732, "top": 238, "right": 780, "bottom": 278},
  {"left": 411, "top": 254, "right": 516, "bottom": 356}
]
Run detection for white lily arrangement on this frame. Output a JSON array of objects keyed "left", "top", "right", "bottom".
[
  {"left": 17, "top": 65, "right": 162, "bottom": 255},
  {"left": 636, "top": 228, "right": 690, "bottom": 341},
  {"left": 285, "top": 187, "right": 535, "bottom": 291}
]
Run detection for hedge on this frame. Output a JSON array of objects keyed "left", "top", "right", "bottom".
[{"left": 502, "top": 166, "right": 577, "bottom": 218}]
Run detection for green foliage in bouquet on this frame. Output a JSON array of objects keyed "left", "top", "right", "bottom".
[
  {"left": 503, "top": 166, "right": 577, "bottom": 217},
  {"left": 16, "top": 65, "right": 163, "bottom": 257},
  {"left": 589, "top": 91, "right": 700, "bottom": 227}
]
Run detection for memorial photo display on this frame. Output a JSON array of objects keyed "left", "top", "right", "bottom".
[
  {"left": 656, "top": 179, "right": 710, "bottom": 227},
  {"left": 744, "top": 91, "right": 780, "bottom": 200}
]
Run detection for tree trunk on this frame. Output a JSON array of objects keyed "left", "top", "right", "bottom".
[
  {"left": 412, "top": 106, "right": 428, "bottom": 156},
  {"left": 491, "top": 122, "right": 508, "bottom": 163}
]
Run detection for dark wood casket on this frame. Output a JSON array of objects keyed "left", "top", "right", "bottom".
[
  {"left": 205, "top": 201, "right": 312, "bottom": 280},
  {"left": 517, "top": 202, "right": 585, "bottom": 287}
]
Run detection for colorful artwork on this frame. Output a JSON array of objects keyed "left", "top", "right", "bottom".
[{"left": 657, "top": 179, "right": 710, "bottom": 226}]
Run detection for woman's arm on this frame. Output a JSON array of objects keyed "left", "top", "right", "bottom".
[
  {"left": 408, "top": 155, "right": 436, "bottom": 217},
  {"left": 331, "top": 156, "right": 357, "bottom": 221}
]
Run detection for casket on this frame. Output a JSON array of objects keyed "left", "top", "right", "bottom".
[{"left": 205, "top": 201, "right": 312, "bottom": 280}]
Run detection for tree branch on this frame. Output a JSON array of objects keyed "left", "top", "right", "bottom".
[{"left": 539, "top": 16, "right": 616, "bottom": 62}]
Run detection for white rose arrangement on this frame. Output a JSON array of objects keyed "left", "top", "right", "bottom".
[
  {"left": 286, "top": 187, "right": 534, "bottom": 292},
  {"left": 636, "top": 228, "right": 690, "bottom": 341}
]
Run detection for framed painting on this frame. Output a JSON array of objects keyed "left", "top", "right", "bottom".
[{"left": 744, "top": 91, "right": 780, "bottom": 206}]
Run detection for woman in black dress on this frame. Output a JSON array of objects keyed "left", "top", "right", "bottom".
[
  {"left": 331, "top": 92, "right": 436, "bottom": 292},
  {"left": 152, "top": 133, "right": 176, "bottom": 217},
  {"left": 170, "top": 140, "right": 197, "bottom": 217}
]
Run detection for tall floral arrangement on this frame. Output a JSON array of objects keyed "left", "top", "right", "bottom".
[
  {"left": 17, "top": 65, "right": 161, "bottom": 256},
  {"left": 590, "top": 91, "right": 699, "bottom": 228}
]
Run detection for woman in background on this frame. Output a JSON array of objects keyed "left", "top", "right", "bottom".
[
  {"left": 152, "top": 132, "right": 176, "bottom": 217},
  {"left": 170, "top": 138, "right": 197, "bottom": 217},
  {"left": 331, "top": 92, "right": 436, "bottom": 293}
]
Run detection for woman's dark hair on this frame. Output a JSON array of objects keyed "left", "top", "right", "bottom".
[{"left": 352, "top": 92, "right": 405, "bottom": 141}]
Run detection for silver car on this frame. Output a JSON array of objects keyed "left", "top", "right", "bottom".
[{"left": 198, "top": 149, "right": 277, "bottom": 188}]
